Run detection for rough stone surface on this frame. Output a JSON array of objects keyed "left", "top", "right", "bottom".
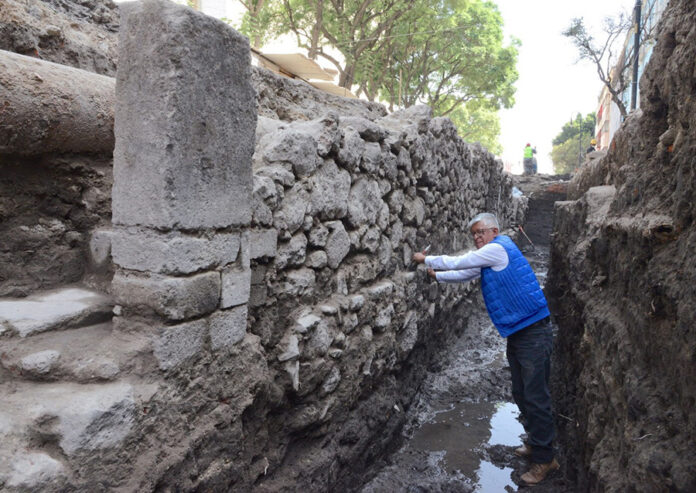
[
  {"left": 153, "top": 319, "right": 206, "bottom": 370},
  {"left": 548, "top": 2, "right": 696, "bottom": 490},
  {"left": 220, "top": 267, "right": 251, "bottom": 309},
  {"left": 209, "top": 305, "right": 247, "bottom": 350},
  {"left": 0, "top": 0, "right": 119, "bottom": 76},
  {"left": 0, "top": 3, "right": 530, "bottom": 492},
  {"left": 248, "top": 229, "right": 277, "bottom": 259},
  {"left": 112, "top": 0, "right": 256, "bottom": 229},
  {"left": 111, "top": 228, "right": 239, "bottom": 275},
  {"left": 320, "top": 223, "right": 348, "bottom": 270},
  {"left": 0, "top": 50, "right": 116, "bottom": 156},
  {"left": 0, "top": 155, "right": 112, "bottom": 297},
  {"left": 112, "top": 271, "right": 220, "bottom": 321},
  {"left": 0, "top": 287, "right": 112, "bottom": 337},
  {"left": 19, "top": 350, "right": 61, "bottom": 375}
]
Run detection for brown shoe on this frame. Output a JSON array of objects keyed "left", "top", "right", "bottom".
[
  {"left": 521, "top": 458, "right": 560, "bottom": 485},
  {"left": 514, "top": 443, "right": 532, "bottom": 457}
]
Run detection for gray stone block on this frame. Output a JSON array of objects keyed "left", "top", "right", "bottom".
[
  {"left": 310, "top": 159, "right": 350, "bottom": 220},
  {"left": 5, "top": 452, "right": 66, "bottom": 490},
  {"left": 262, "top": 128, "right": 320, "bottom": 177},
  {"left": 0, "top": 288, "right": 113, "bottom": 338},
  {"left": 111, "top": 228, "right": 240, "bottom": 275},
  {"left": 347, "top": 178, "right": 383, "bottom": 227},
  {"left": 154, "top": 319, "right": 206, "bottom": 370},
  {"left": 112, "top": 271, "right": 221, "bottom": 321},
  {"left": 113, "top": 0, "right": 256, "bottom": 229},
  {"left": 89, "top": 229, "right": 113, "bottom": 269},
  {"left": 249, "top": 229, "right": 277, "bottom": 259},
  {"left": 306, "top": 250, "right": 328, "bottom": 269},
  {"left": 276, "top": 232, "right": 308, "bottom": 270},
  {"left": 20, "top": 350, "right": 61, "bottom": 375},
  {"left": 325, "top": 221, "right": 350, "bottom": 269},
  {"left": 279, "top": 268, "right": 316, "bottom": 297},
  {"left": 273, "top": 185, "right": 310, "bottom": 235},
  {"left": 221, "top": 267, "right": 251, "bottom": 308},
  {"left": 209, "top": 305, "right": 247, "bottom": 350}
]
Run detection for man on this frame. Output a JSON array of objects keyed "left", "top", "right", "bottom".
[
  {"left": 412, "top": 212, "right": 558, "bottom": 486},
  {"left": 523, "top": 143, "right": 536, "bottom": 175},
  {"left": 586, "top": 138, "right": 597, "bottom": 154}
]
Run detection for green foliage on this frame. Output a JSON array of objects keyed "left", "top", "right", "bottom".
[
  {"left": 376, "top": 1, "right": 518, "bottom": 114},
  {"left": 551, "top": 133, "right": 592, "bottom": 175},
  {"left": 238, "top": 0, "right": 517, "bottom": 153},
  {"left": 448, "top": 100, "right": 502, "bottom": 154},
  {"left": 552, "top": 113, "right": 596, "bottom": 146}
]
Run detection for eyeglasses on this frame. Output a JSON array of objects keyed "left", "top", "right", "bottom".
[{"left": 471, "top": 227, "right": 494, "bottom": 237}]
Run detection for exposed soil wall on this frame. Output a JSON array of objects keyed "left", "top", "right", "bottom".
[
  {"left": 0, "top": 0, "right": 120, "bottom": 76},
  {"left": 0, "top": 155, "right": 112, "bottom": 297},
  {"left": 547, "top": 0, "right": 696, "bottom": 490}
]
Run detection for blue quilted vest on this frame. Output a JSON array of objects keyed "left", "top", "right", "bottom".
[{"left": 480, "top": 235, "right": 550, "bottom": 337}]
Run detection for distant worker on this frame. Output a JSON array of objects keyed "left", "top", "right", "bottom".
[
  {"left": 523, "top": 143, "right": 537, "bottom": 175},
  {"left": 412, "top": 212, "right": 558, "bottom": 486},
  {"left": 586, "top": 138, "right": 597, "bottom": 154}
]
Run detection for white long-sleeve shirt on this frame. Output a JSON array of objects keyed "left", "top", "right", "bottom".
[{"left": 425, "top": 242, "right": 509, "bottom": 283}]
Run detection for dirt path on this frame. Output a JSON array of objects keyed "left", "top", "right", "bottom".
[{"left": 359, "top": 177, "right": 572, "bottom": 492}]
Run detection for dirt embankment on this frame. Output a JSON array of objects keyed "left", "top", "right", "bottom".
[{"left": 547, "top": 0, "right": 696, "bottom": 490}]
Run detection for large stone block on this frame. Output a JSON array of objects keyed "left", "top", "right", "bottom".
[
  {"left": 248, "top": 229, "right": 278, "bottom": 259},
  {"left": 261, "top": 128, "right": 321, "bottom": 177},
  {"left": 112, "top": 271, "right": 221, "bottom": 321},
  {"left": 221, "top": 267, "right": 251, "bottom": 308},
  {"left": 113, "top": 0, "right": 256, "bottom": 229},
  {"left": 111, "top": 228, "right": 240, "bottom": 275},
  {"left": 347, "top": 178, "right": 383, "bottom": 227},
  {"left": 310, "top": 159, "right": 351, "bottom": 220},
  {"left": 325, "top": 221, "right": 350, "bottom": 269},
  {"left": 153, "top": 319, "right": 206, "bottom": 370},
  {"left": 209, "top": 305, "right": 247, "bottom": 350}
]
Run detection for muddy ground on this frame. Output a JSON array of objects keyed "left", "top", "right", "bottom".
[{"left": 359, "top": 177, "right": 572, "bottom": 492}]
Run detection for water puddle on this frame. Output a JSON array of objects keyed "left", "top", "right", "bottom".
[{"left": 410, "top": 401, "right": 524, "bottom": 491}]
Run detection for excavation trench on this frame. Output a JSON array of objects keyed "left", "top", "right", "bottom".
[{"left": 360, "top": 176, "right": 571, "bottom": 492}]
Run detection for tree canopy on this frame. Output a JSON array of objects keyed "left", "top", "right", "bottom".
[
  {"left": 236, "top": 0, "right": 518, "bottom": 153},
  {"left": 563, "top": 1, "right": 661, "bottom": 119},
  {"left": 550, "top": 112, "right": 596, "bottom": 174}
]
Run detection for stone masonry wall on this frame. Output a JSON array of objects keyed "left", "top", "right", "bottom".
[
  {"left": 237, "top": 106, "right": 524, "bottom": 490},
  {"left": 0, "top": 1, "right": 526, "bottom": 491}
]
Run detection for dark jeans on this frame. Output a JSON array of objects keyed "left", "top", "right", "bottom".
[{"left": 506, "top": 317, "right": 555, "bottom": 463}]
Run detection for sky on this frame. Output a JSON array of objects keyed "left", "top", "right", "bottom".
[
  {"left": 494, "top": 0, "right": 637, "bottom": 174},
  {"left": 117, "top": 0, "right": 637, "bottom": 175}
]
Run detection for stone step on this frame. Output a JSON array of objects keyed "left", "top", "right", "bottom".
[
  {"left": 0, "top": 379, "right": 158, "bottom": 492},
  {"left": 0, "top": 321, "right": 153, "bottom": 383},
  {"left": 0, "top": 286, "right": 113, "bottom": 338}
]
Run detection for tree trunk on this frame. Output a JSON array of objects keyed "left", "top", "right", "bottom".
[{"left": 339, "top": 64, "right": 355, "bottom": 89}]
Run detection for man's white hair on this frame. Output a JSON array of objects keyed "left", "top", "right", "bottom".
[{"left": 468, "top": 212, "right": 499, "bottom": 230}]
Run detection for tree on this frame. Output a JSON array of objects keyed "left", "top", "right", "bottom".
[
  {"left": 550, "top": 112, "right": 596, "bottom": 174},
  {"left": 552, "top": 113, "right": 596, "bottom": 146},
  {"left": 238, "top": 0, "right": 517, "bottom": 153},
  {"left": 371, "top": 0, "right": 518, "bottom": 118},
  {"left": 448, "top": 100, "right": 503, "bottom": 155},
  {"left": 551, "top": 134, "right": 588, "bottom": 175},
  {"left": 563, "top": 2, "right": 660, "bottom": 119},
  {"left": 272, "top": 0, "right": 416, "bottom": 89}
]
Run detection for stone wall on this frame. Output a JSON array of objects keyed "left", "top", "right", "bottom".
[
  {"left": 0, "top": 1, "right": 526, "bottom": 491},
  {"left": 547, "top": 0, "right": 696, "bottom": 490}
]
